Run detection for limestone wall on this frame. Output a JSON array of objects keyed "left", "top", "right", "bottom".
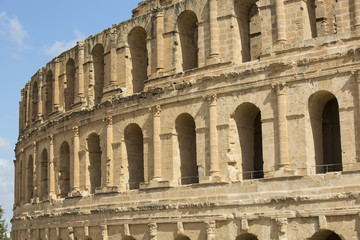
[{"left": 12, "top": 0, "right": 360, "bottom": 239}]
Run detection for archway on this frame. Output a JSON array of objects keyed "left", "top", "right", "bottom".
[
  {"left": 310, "top": 230, "right": 342, "bottom": 240},
  {"left": 125, "top": 124, "right": 144, "bottom": 189},
  {"left": 27, "top": 155, "right": 34, "bottom": 202},
  {"left": 175, "top": 234, "right": 191, "bottom": 240},
  {"left": 309, "top": 91, "right": 342, "bottom": 173},
  {"left": 65, "top": 58, "right": 76, "bottom": 111},
  {"left": 45, "top": 70, "right": 53, "bottom": 117},
  {"left": 59, "top": 141, "right": 71, "bottom": 197},
  {"left": 236, "top": 233, "right": 258, "bottom": 240},
  {"left": 40, "top": 149, "right": 48, "bottom": 198},
  {"left": 32, "top": 81, "right": 38, "bottom": 122},
  {"left": 176, "top": 113, "right": 198, "bottom": 184},
  {"left": 87, "top": 133, "right": 102, "bottom": 193},
  {"left": 233, "top": 103, "right": 264, "bottom": 179},
  {"left": 92, "top": 44, "right": 104, "bottom": 104},
  {"left": 177, "top": 10, "right": 198, "bottom": 71},
  {"left": 234, "top": 0, "right": 261, "bottom": 62},
  {"left": 128, "top": 27, "right": 148, "bottom": 93}
]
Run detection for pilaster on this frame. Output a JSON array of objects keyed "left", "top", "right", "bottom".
[{"left": 207, "top": 0, "right": 220, "bottom": 64}]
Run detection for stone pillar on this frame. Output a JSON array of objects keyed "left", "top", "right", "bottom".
[
  {"left": 48, "top": 135, "right": 56, "bottom": 199},
  {"left": 68, "top": 227, "right": 75, "bottom": 240},
  {"left": 72, "top": 126, "right": 80, "bottom": 192},
  {"left": 105, "top": 116, "right": 114, "bottom": 187},
  {"left": 14, "top": 160, "right": 18, "bottom": 205},
  {"left": 275, "top": 0, "right": 287, "bottom": 43},
  {"left": 355, "top": 0, "right": 360, "bottom": 32},
  {"left": 156, "top": 11, "right": 164, "bottom": 72},
  {"left": 274, "top": 83, "right": 290, "bottom": 170},
  {"left": 37, "top": 70, "right": 43, "bottom": 120},
  {"left": 152, "top": 105, "right": 162, "bottom": 180},
  {"left": 207, "top": 0, "right": 220, "bottom": 64},
  {"left": 206, "top": 221, "right": 216, "bottom": 240},
  {"left": 277, "top": 218, "right": 288, "bottom": 240},
  {"left": 77, "top": 41, "right": 85, "bottom": 103},
  {"left": 149, "top": 223, "right": 157, "bottom": 240},
  {"left": 111, "top": 33, "right": 118, "bottom": 86},
  {"left": 101, "top": 225, "right": 108, "bottom": 240},
  {"left": 53, "top": 58, "right": 61, "bottom": 110},
  {"left": 207, "top": 95, "right": 219, "bottom": 176},
  {"left": 26, "top": 84, "right": 30, "bottom": 126}
]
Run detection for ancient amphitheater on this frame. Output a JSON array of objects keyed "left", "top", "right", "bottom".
[{"left": 11, "top": 0, "right": 360, "bottom": 239}]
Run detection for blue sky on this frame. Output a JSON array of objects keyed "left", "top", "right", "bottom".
[{"left": 0, "top": 0, "right": 139, "bottom": 232}]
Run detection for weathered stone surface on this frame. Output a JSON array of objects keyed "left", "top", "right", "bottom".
[{"left": 12, "top": 0, "right": 360, "bottom": 239}]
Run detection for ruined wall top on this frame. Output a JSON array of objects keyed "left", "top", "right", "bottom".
[{"left": 132, "top": 0, "right": 180, "bottom": 17}]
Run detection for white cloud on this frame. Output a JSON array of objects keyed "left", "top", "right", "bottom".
[
  {"left": 44, "top": 29, "right": 86, "bottom": 57},
  {"left": 0, "top": 11, "right": 28, "bottom": 48},
  {"left": 0, "top": 137, "right": 12, "bottom": 151},
  {"left": 0, "top": 158, "right": 14, "bottom": 233}
]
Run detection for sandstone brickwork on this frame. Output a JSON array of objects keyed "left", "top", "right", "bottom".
[{"left": 12, "top": 0, "right": 360, "bottom": 239}]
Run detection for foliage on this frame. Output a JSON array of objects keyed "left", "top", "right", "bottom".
[{"left": 0, "top": 206, "right": 9, "bottom": 240}]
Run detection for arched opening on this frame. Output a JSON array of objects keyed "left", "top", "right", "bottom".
[
  {"left": 45, "top": 70, "right": 53, "bottom": 117},
  {"left": 233, "top": 103, "right": 264, "bottom": 180},
  {"left": 31, "top": 81, "right": 38, "bottom": 122},
  {"left": 124, "top": 124, "right": 144, "bottom": 190},
  {"left": 309, "top": 91, "right": 342, "bottom": 174},
  {"left": 65, "top": 58, "right": 76, "bottom": 111},
  {"left": 235, "top": 0, "right": 261, "bottom": 62},
  {"left": 40, "top": 149, "right": 48, "bottom": 198},
  {"left": 19, "top": 160, "right": 23, "bottom": 202},
  {"left": 92, "top": 44, "right": 104, "bottom": 105},
  {"left": 24, "top": 90, "right": 28, "bottom": 125},
  {"left": 176, "top": 113, "right": 198, "bottom": 185},
  {"left": 123, "top": 236, "right": 136, "bottom": 240},
  {"left": 310, "top": 230, "right": 342, "bottom": 240},
  {"left": 87, "top": 133, "right": 102, "bottom": 193},
  {"left": 27, "top": 155, "right": 34, "bottom": 202},
  {"left": 128, "top": 27, "right": 148, "bottom": 93},
  {"left": 236, "top": 233, "right": 259, "bottom": 240},
  {"left": 175, "top": 234, "right": 191, "bottom": 240},
  {"left": 306, "top": 0, "right": 338, "bottom": 39},
  {"left": 58, "top": 141, "right": 70, "bottom": 197},
  {"left": 177, "top": 10, "right": 198, "bottom": 71}
]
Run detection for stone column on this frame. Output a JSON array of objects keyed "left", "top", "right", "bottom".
[
  {"left": 355, "top": 0, "right": 360, "bottom": 32},
  {"left": 68, "top": 227, "right": 75, "bottom": 240},
  {"left": 156, "top": 11, "right": 164, "bottom": 72},
  {"left": 207, "top": 0, "right": 220, "bottom": 64},
  {"left": 77, "top": 41, "right": 85, "bottom": 103},
  {"left": 37, "top": 70, "right": 43, "bottom": 120},
  {"left": 275, "top": 0, "right": 287, "bottom": 43},
  {"left": 152, "top": 105, "right": 162, "bottom": 180},
  {"left": 149, "top": 223, "right": 157, "bottom": 240},
  {"left": 206, "top": 221, "right": 216, "bottom": 240},
  {"left": 274, "top": 83, "right": 290, "bottom": 169},
  {"left": 48, "top": 135, "right": 56, "bottom": 199},
  {"left": 53, "top": 58, "right": 61, "bottom": 110},
  {"left": 72, "top": 126, "right": 80, "bottom": 192},
  {"left": 105, "top": 116, "right": 114, "bottom": 187},
  {"left": 207, "top": 95, "right": 219, "bottom": 176},
  {"left": 101, "top": 225, "right": 108, "bottom": 240},
  {"left": 14, "top": 160, "right": 18, "bottom": 205}
]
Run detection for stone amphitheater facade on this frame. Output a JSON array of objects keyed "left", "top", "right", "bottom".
[{"left": 11, "top": 0, "right": 360, "bottom": 239}]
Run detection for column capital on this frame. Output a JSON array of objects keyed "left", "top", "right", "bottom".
[
  {"left": 103, "top": 115, "right": 113, "bottom": 126},
  {"left": 205, "top": 94, "right": 217, "bottom": 105},
  {"left": 73, "top": 126, "right": 79, "bottom": 137},
  {"left": 151, "top": 105, "right": 162, "bottom": 117},
  {"left": 48, "top": 135, "right": 54, "bottom": 145},
  {"left": 77, "top": 40, "right": 85, "bottom": 50},
  {"left": 272, "top": 82, "right": 287, "bottom": 95}
]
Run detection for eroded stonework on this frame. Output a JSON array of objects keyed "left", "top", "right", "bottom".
[{"left": 12, "top": 0, "right": 360, "bottom": 239}]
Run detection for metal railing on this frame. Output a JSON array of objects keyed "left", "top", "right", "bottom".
[
  {"left": 178, "top": 176, "right": 199, "bottom": 185},
  {"left": 241, "top": 170, "right": 264, "bottom": 180},
  {"left": 315, "top": 163, "right": 342, "bottom": 174}
]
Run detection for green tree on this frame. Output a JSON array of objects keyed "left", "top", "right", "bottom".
[{"left": 0, "top": 205, "right": 9, "bottom": 240}]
